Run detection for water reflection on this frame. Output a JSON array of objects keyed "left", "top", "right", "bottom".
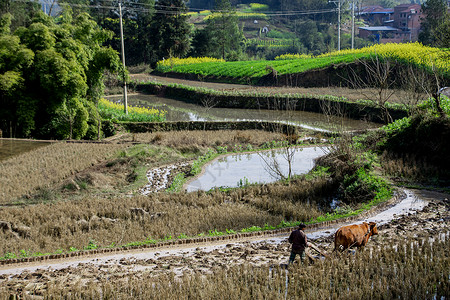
[
  {"left": 0, "top": 140, "right": 51, "bottom": 162},
  {"left": 106, "top": 93, "right": 381, "bottom": 132},
  {"left": 186, "top": 147, "right": 327, "bottom": 192}
]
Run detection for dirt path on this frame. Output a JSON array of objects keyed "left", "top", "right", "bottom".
[
  {"left": 130, "top": 74, "right": 406, "bottom": 103},
  {"left": 0, "top": 189, "right": 448, "bottom": 297}
]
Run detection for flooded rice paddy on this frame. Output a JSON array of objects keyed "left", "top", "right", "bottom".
[
  {"left": 185, "top": 147, "right": 327, "bottom": 192},
  {"left": 106, "top": 94, "right": 381, "bottom": 132},
  {"left": 0, "top": 139, "right": 51, "bottom": 162}
]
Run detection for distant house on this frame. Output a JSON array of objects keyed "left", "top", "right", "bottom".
[
  {"left": 358, "top": 26, "right": 399, "bottom": 42},
  {"left": 358, "top": 3, "right": 422, "bottom": 43},
  {"left": 359, "top": 6, "right": 394, "bottom": 25},
  {"left": 392, "top": 3, "right": 422, "bottom": 41}
]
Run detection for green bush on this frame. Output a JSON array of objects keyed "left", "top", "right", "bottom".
[{"left": 342, "top": 167, "right": 392, "bottom": 203}]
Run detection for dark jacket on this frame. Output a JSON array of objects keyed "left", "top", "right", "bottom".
[{"left": 288, "top": 229, "right": 307, "bottom": 253}]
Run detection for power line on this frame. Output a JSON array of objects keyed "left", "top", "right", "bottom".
[{"left": 10, "top": 0, "right": 337, "bottom": 16}]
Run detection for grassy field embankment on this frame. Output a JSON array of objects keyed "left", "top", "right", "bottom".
[{"left": 134, "top": 80, "right": 409, "bottom": 123}]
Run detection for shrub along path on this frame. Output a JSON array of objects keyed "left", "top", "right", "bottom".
[{"left": 0, "top": 188, "right": 448, "bottom": 298}]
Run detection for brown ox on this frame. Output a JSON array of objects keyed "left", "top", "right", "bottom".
[{"left": 334, "top": 222, "right": 378, "bottom": 252}]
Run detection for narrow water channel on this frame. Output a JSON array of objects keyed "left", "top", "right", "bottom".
[
  {"left": 106, "top": 94, "right": 381, "bottom": 132},
  {"left": 185, "top": 147, "right": 327, "bottom": 192}
]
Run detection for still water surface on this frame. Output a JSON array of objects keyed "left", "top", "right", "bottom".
[
  {"left": 106, "top": 94, "right": 381, "bottom": 132},
  {"left": 0, "top": 139, "right": 51, "bottom": 162},
  {"left": 186, "top": 147, "right": 327, "bottom": 192}
]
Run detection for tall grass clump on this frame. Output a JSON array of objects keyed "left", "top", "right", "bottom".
[{"left": 98, "top": 98, "right": 166, "bottom": 122}]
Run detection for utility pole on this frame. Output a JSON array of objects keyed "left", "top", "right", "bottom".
[
  {"left": 329, "top": 0, "right": 341, "bottom": 51},
  {"left": 119, "top": 1, "right": 128, "bottom": 114},
  {"left": 351, "top": 0, "right": 355, "bottom": 49}
]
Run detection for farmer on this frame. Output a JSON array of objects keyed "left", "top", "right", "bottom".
[{"left": 288, "top": 223, "right": 308, "bottom": 264}]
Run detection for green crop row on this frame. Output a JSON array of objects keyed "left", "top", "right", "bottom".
[
  {"left": 155, "top": 43, "right": 450, "bottom": 80},
  {"left": 155, "top": 53, "right": 366, "bottom": 78}
]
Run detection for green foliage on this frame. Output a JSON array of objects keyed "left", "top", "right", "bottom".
[
  {"left": 417, "top": 96, "right": 450, "bottom": 116},
  {"left": 304, "top": 166, "right": 330, "bottom": 180},
  {"left": 342, "top": 167, "right": 392, "bottom": 203},
  {"left": 419, "top": 0, "right": 450, "bottom": 47},
  {"left": 265, "top": 30, "right": 296, "bottom": 39},
  {"left": 0, "top": 9, "right": 121, "bottom": 139},
  {"left": 177, "top": 233, "right": 188, "bottom": 239},
  {"left": 156, "top": 43, "right": 449, "bottom": 82},
  {"left": 208, "top": 229, "right": 224, "bottom": 236},
  {"left": 1, "top": 252, "right": 17, "bottom": 260},
  {"left": 237, "top": 176, "right": 252, "bottom": 187},
  {"left": 191, "top": 0, "right": 245, "bottom": 60},
  {"left": 166, "top": 173, "right": 186, "bottom": 193},
  {"left": 376, "top": 112, "right": 450, "bottom": 179},
  {"left": 380, "top": 117, "right": 412, "bottom": 138},
  {"left": 191, "top": 149, "right": 218, "bottom": 175},
  {"left": 249, "top": 3, "right": 269, "bottom": 11},
  {"left": 84, "top": 240, "right": 98, "bottom": 250},
  {"left": 147, "top": 0, "right": 191, "bottom": 65}
]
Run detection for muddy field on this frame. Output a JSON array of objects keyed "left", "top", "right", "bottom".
[{"left": 0, "top": 189, "right": 448, "bottom": 298}]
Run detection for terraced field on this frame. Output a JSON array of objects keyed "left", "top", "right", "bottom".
[{"left": 154, "top": 43, "right": 450, "bottom": 85}]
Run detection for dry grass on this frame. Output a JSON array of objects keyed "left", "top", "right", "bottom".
[
  {"left": 380, "top": 151, "right": 446, "bottom": 183},
  {"left": 131, "top": 130, "right": 286, "bottom": 150},
  {"left": 0, "top": 129, "right": 329, "bottom": 256},
  {"left": 37, "top": 235, "right": 450, "bottom": 299},
  {"left": 0, "top": 176, "right": 329, "bottom": 256},
  {"left": 0, "top": 143, "right": 128, "bottom": 204}
]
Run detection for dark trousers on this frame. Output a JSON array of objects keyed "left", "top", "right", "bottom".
[{"left": 289, "top": 250, "right": 305, "bottom": 264}]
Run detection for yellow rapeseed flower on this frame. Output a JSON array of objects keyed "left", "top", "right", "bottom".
[
  {"left": 157, "top": 57, "right": 225, "bottom": 68},
  {"left": 99, "top": 98, "right": 166, "bottom": 118}
]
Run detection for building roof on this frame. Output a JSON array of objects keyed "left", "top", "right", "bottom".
[
  {"left": 360, "top": 5, "right": 393, "bottom": 14},
  {"left": 359, "top": 26, "right": 399, "bottom": 32},
  {"left": 395, "top": 3, "right": 421, "bottom": 13}
]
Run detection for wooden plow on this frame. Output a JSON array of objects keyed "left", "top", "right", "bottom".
[{"left": 305, "top": 242, "right": 329, "bottom": 262}]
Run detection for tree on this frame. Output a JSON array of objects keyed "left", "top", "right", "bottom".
[
  {"left": 434, "top": 17, "right": 450, "bottom": 48},
  {"left": 348, "top": 56, "right": 397, "bottom": 123},
  {"left": 200, "top": 0, "right": 244, "bottom": 60},
  {"left": 419, "top": 0, "right": 450, "bottom": 47},
  {"left": 89, "top": 0, "right": 156, "bottom": 66},
  {"left": 58, "top": 0, "right": 90, "bottom": 17},
  {"left": 0, "top": 8, "right": 121, "bottom": 139},
  {"left": 0, "top": 14, "right": 35, "bottom": 137},
  {"left": 296, "top": 20, "right": 326, "bottom": 55},
  {"left": 0, "top": 0, "right": 41, "bottom": 31},
  {"left": 148, "top": 0, "right": 191, "bottom": 65}
]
